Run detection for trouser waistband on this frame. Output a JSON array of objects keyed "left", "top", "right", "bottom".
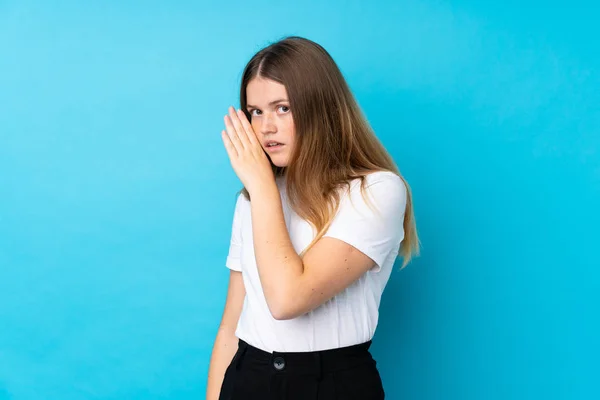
[{"left": 233, "top": 339, "right": 375, "bottom": 377}]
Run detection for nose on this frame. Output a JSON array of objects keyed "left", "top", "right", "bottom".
[{"left": 260, "top": 112, "right": 277, "bottom": 135}]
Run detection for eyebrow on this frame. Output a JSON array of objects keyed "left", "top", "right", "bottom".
[{"left": 246, "top": 99, "right": 289, "bottom": 109}]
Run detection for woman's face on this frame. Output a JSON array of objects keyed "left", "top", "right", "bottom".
[{"left": 245, "top": 77, "right": 296, "bottom": 167}]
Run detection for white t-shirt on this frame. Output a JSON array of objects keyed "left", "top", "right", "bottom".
[{"left": 225, "top": 170, "right": 407, "bottom": 352}]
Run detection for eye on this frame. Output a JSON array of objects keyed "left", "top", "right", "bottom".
[
  {"left": 278, "top": 105, "right": 290, "bottom": 113},
  {"left": 248, "top": 109, "right": 261, "bottom": 116}
]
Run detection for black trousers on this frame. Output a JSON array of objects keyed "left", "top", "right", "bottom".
[{"left": 219, "top": 339, "right": 385, "bottom": 399}]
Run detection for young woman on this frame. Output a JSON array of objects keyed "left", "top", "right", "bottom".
[{"left": 206, "top": 36, "right": 420, "bottom": 400}]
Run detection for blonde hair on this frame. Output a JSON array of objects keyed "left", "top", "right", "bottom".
[{"left": 237, "top": 36, "right": 420, "bottom": 268}]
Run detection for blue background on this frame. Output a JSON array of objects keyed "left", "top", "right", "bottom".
[{"left": 0, "top": 0, "right": 598, "bottom": 399}]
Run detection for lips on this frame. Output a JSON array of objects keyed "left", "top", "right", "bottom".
[
  {"left": 265, "top": 141, "right": 284, "bottom": 147},
  {"left": 264, "top": 141, "right": 285, "bottom": 152}
]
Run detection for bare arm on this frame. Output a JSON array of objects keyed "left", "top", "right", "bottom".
[
  {"left": 206, "top": 270, "right": 245, "bottom": 400},
  {"left": 250, "top": 183, "right": 376, "bottom": 320},
  {"left": 250, "top": 178, "right": 405, "bottom": 320}
]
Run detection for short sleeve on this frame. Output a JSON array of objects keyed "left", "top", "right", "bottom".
[
  {"left": 323, "top": 172, "right": 407, "bottom": 272},
  {"left": 225, "top": 194, "right": 245, "bottom": 271}
]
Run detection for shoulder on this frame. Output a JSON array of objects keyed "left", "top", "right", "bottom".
[
  {"left": 348, "top": 170, "right": 407, "bottom": 204},
  {"left": 364, "top": 170, "right": 404, "bottom": 187},
  {"left": 323, "top": 171, "right": 407, "bottom": 269},
  {"left": 330, "top": 170, "right": 407, "bottom": 224}
]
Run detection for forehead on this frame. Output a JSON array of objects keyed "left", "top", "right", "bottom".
[{"left": 246, "top": 78, "right": 288, "bottom": 104}]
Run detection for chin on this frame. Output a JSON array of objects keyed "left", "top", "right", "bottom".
[
  {"left": 269, "top": 154, "right": 289, "bottom": 168},
  {"left": 271, "top": 160, "right": 289, "bottom": 167}
]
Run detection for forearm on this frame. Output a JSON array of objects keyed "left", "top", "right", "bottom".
[
  {"left": 206, "top": 327, "right": 239, "bottom": 400},
  {"left": 250, "top": 183, "right": 304, "bottom": 318}
]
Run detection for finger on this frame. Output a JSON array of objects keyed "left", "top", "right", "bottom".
[
  {"left": 224, "top": 115, "right": 244, "bottom": 153},
  {"left": 228, "top": 107, "right": 251, "bottom": 149},
  {"left": 221, "top": 129, "right": 238, "bottom": 158},
  {"left": 236, "top": 109, "right": 260, "bottom": 148}
]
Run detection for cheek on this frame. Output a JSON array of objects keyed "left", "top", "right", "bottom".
[{"left": 285, "top": 120, "right": 295, "bottom": 141}]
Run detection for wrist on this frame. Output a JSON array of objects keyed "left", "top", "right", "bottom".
[{"left": 249, "top": 180, "right": 279, "bottom": 199}]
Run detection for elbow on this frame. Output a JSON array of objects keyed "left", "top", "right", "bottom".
[
  {"left": 267, "top": 295, "right": 303, "bottom": 321},
  {"left": 271, "top": 308, "right": 294, "bottom": 321},
  {"left": 265, "top": 277, "right": 311, "bottom": 320}
]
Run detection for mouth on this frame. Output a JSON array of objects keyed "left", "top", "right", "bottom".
[{"left": 265, "top": 142, "right": 285, "bottom": 152}]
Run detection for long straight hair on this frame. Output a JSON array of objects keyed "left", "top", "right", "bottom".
[{"left": 237, "top": 36, "right": 420, "bottom": 268}]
